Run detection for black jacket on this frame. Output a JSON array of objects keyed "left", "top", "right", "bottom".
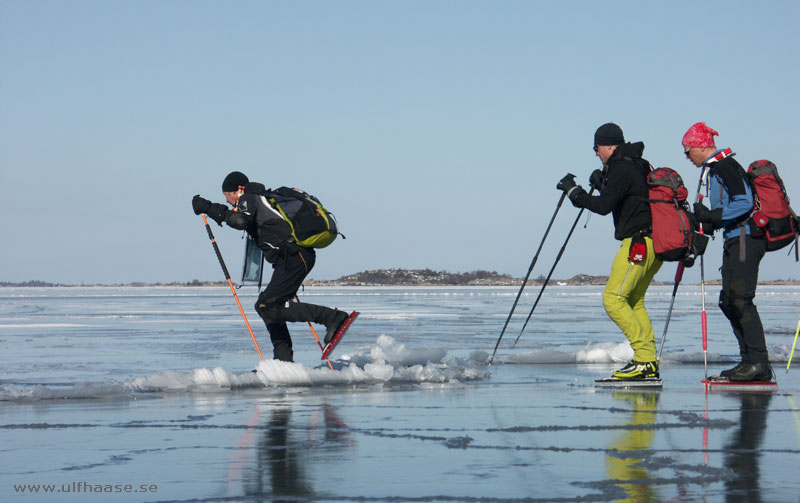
[
  {"left": 225, "top": 182, "right": 295, "bottom": 264},
  {"left": 571, "top": 142, "right": 652, "bottom": 241}
]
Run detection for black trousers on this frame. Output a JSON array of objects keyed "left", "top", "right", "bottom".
[
  {"left": 718, "top": 235, "right": 768, "bottom": 364},
  {"left": 254, "top": 248, "right": 340, "bottom": 361}
]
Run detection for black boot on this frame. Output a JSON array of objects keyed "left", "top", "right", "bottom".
[
  {"left": 265, "top": 322, "right": 294, "bottom": 362},
  {"left": 272, "top": 341, "right": 294, "bottom": 362},
  {"left": 720, "top": 361, "right": 748, "bottom": 378},
  {"left": 324, "top": 310, "right": 349, "bottom": 344},
  {"left": 727, "top": 362, "right": 773, "bottom": 382}
]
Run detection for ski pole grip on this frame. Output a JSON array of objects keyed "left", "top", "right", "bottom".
[
  {"left": 696, "top": 194, "right": 707, "bottom": 237},
  {"left": 675, "top": 262, "right": 685, "bottom": 284}
]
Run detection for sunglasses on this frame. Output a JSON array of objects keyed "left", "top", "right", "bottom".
[
  {"left": 684, "top": 148, "right": 693, "bottom": 158},
  {"left": 593, "top": 145, "right": 599, "bottom": 153}
]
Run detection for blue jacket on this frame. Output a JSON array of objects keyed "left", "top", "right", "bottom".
[{"left": 704, "top": 151, "right": 753, "bottom": 241}]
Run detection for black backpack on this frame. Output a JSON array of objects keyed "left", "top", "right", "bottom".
[{"left": 265, "top": 187, "right": 341, "bottom": 248}]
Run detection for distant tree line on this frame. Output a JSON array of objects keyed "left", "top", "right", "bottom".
[
  {"left": 0, "top": 279, "right": 225, "bottom": 287},
  {"left": 0, "top": 280, "right": 62, "bottom": 287},
  {"left": 334, "top": 268, "right": 517, "bottom": 286}
]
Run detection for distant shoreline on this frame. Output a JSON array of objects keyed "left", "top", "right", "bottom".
[
  {"left": 3, "top": 266, "right": 800, "bottom": 289},
  {"left": 4, "top": 282, "right": 800, "bottom": 287}
]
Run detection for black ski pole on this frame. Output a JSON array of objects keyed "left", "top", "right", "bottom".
[
  {"left": 514, "top": 185, "right": 596, "bottom": 345},
  {"left": 657, "top": 261, "right": 685, "bottom": 361},
  {"left": 488, "top": 191, "right": 568, "bottom": 365}
]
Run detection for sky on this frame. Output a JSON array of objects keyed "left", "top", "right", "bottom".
[{"left": 2, "top": 0, "right": 800, "bottom": 284}]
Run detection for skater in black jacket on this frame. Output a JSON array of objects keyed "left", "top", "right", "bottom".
[
  {"left": 192, "top": 171, "right": 349, "bottom": 362},
  {"left": 557, "top": 123, "right": 662, "bottom": 380}
]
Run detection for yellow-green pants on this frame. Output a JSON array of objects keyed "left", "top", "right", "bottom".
[{"left": 603, "top": 236, "right": 662, "bottom": 362}]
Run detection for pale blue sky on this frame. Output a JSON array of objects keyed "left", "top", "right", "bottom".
[{"left": 2, "top": 0, "right": 799, "bottom": 283}]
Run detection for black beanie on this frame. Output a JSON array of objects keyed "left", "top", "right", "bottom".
[
  {"left": 221, "top": 171, "right": 249, "bottom": 192},
  {"left": 594, "top": 123, "right": 625, "bottom": 146}
]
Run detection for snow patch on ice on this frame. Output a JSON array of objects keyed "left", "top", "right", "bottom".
[
  {"left": 500, "top": 341, "right": 634, "bottom": 364},
  {"left": 341, "top": 334, "right": 448, "bottom": 367},
  {"left": 255, "top": 335, "right": 487, "bottom": 386},
  {"left": 577, "top": 342, "right": 634, "bottom": 363},
  {"left": 130, "top": 368, "right": 262, "bottom": 391},
  {"left": 0, "top": 336, "right": 487, "bottom": 400},
  {"left": 493, "top": 342, "right": 794, "bottom": 365},
  {"left": 0, "top": 381, "right": 130, "bottom": 400}
]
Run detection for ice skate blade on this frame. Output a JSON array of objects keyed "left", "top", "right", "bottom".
[
  {"left": 595, "top": 377, "right": 662, "bottom": 388},
  {"left": 321, "top": 311, "right": 359, "bottom": 360},
  {"left": 702, "top": 377, "right": 777, "bottom": 392}
]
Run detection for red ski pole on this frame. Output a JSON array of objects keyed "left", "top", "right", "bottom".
[
  {"left": 698, "top": 194, "right": 709, "bottom": 386},
  {"left": 692, "top": 167, "right": 710, "bottom": 386},
  {"left": 201, "top": 214, "right": 264, "bottom": 360}
]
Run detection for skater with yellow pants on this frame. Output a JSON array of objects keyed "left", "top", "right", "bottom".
[
  {"left": 557, "top": 123, "right": 662, "bottom": 380},
  {"left": 604, "top": 235, "right": 662, "bottom": 366}
]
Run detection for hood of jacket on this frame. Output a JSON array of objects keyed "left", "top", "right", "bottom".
[
  {"left": 611, "top": 141, "right": 644, "bottom": 161},
  {"left": 609, "top": 141, "right": 649, "bottom": 174},
  {"left": 243, "top": 182, "right": 266, "bottom": 194}
]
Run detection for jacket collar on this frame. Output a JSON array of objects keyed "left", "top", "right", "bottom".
[{"left": 702, "top": 147, "right": 734, "bottom": 167}]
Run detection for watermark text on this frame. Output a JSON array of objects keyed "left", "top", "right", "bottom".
[{"left": 13, "top": 481, "right": 158, "bottom": 495}]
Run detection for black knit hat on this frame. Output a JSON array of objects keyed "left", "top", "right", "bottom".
[
  {"left": 221, "top": 171, "right": 249, "bottom": 192},
  {"left": 594, "top": 123, "right": 625, "bottom": 146}
]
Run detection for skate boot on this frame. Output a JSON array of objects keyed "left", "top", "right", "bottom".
[
  {"left": 719, "top": 361, "right": 748, "bottom": 378},
  {"left": 727, "top": 362, "right": 773, "bottom": 382},
  {"left": 324, "top": 310, "right": 349, "bottom": 344},
  {"left": 612, "top": 360, "right": 659, "bottom": 380}
]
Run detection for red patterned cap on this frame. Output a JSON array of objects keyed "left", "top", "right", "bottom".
[{"left": 682, "top": 122, "right": 719, "bottom": 148}]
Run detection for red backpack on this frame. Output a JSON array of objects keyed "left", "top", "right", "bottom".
[
  {"left": 648, "top": 167, "right": 707, "bottom": 265},
  {"left": 747, "top": 160, "right": 798, "bottom": 253}
]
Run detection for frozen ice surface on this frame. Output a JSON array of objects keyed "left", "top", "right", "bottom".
[{"left": 1, "top": 285, "right": 799, "bottom": 501}]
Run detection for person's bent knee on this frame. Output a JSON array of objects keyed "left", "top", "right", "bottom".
[
  {"left": 602, "top": 291, "right": 624, "bottom": 316},
  {"left": 730, "top": 297, "right": 754, "bottom": 319},
  {"left": 255, "top": 298, "right": 283, "bottom": 324}
]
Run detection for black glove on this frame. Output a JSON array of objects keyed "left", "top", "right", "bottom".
[
  {"left": 192, "top": 195, "right": 228, "bottom": 226},
  {"left": 589, "top": 169, "right": 605, "bottom": 192},
  {"left": 693, "top": 202, "right": 722, "bottom": 230},
  {"left": 557, "top": 174, "right": 588, "bottom": 208},
  {"left": 556, "top": 174, "right": 577, "bottom": 193},
  {"left": 192, "top": 195, "right": 211, "bottom": 215}
]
